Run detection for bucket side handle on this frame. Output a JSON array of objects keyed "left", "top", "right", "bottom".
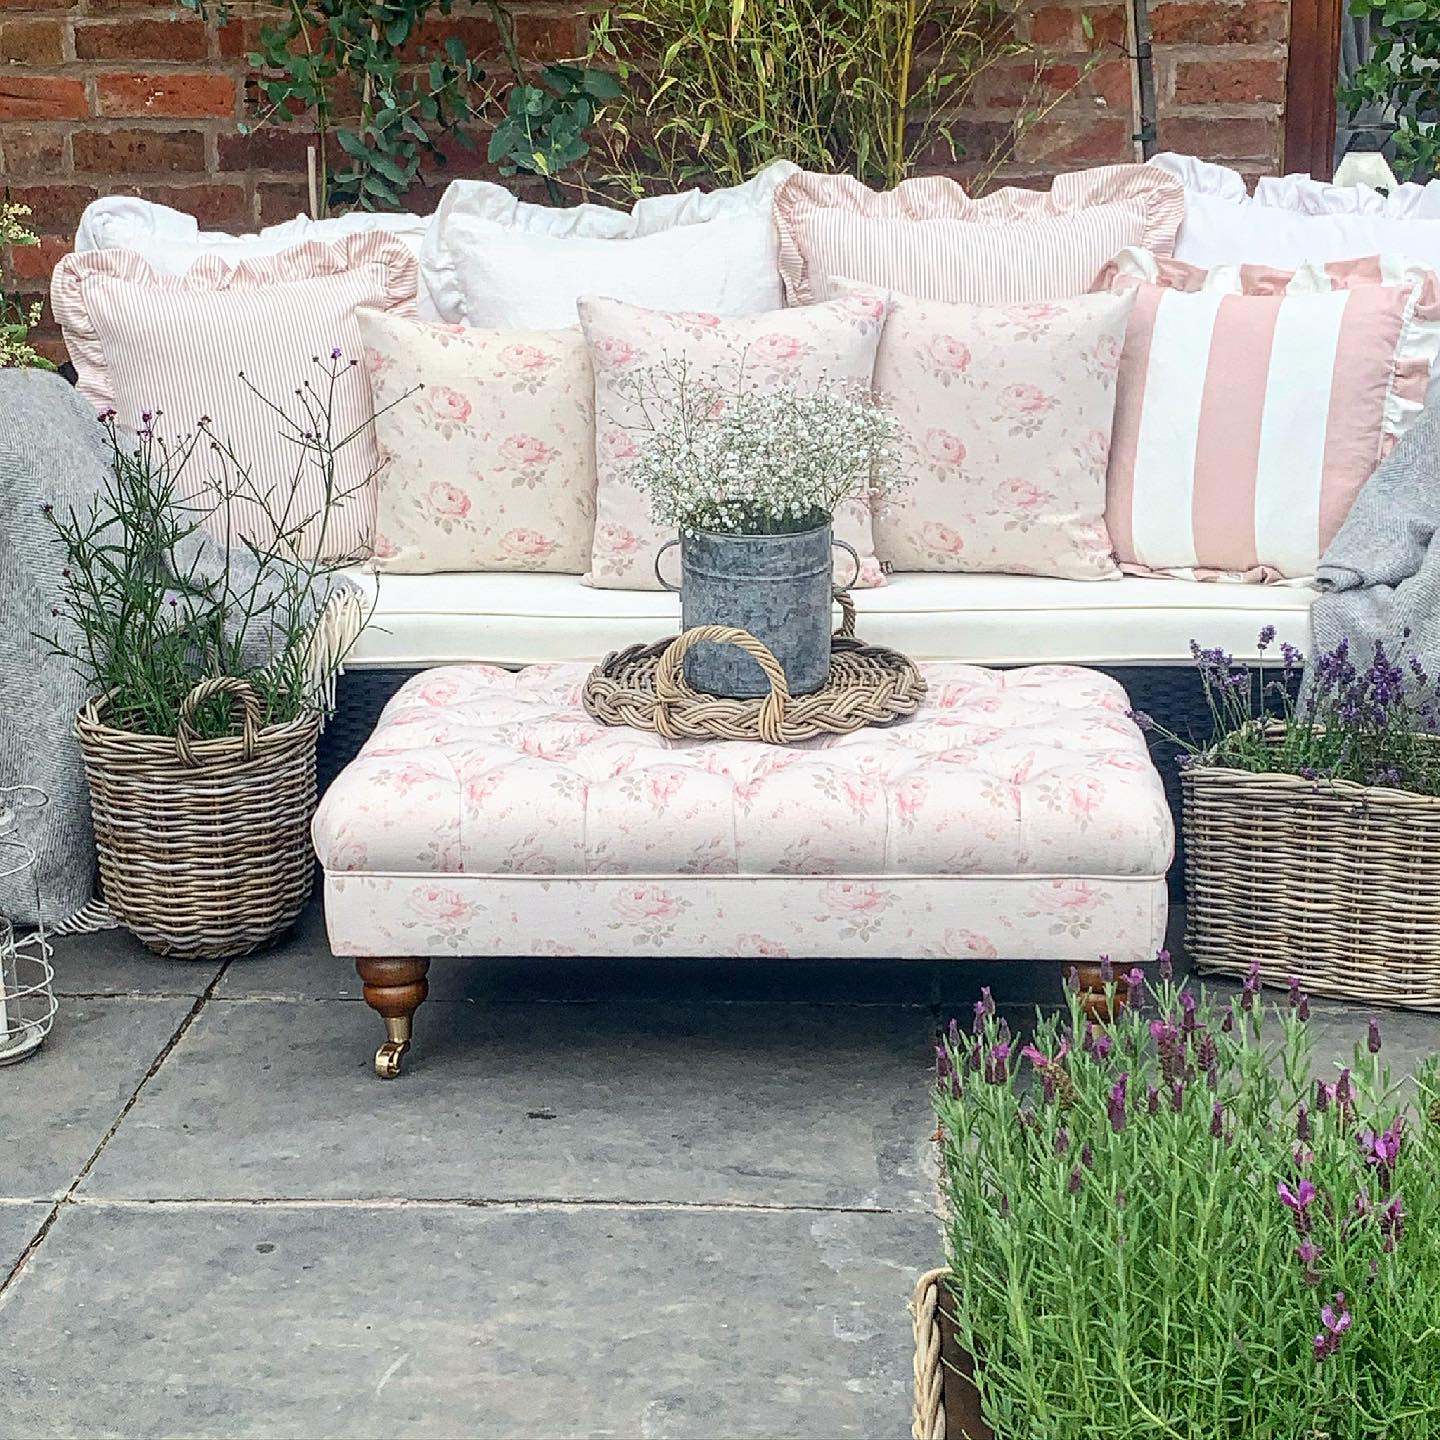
[{"left": 654, "top": 538, "right": 682, "bottom": 593}]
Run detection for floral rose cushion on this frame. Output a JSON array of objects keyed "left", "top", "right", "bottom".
[
  {"left": 357, "top": 309, "right": 595, "bottom": 574},
  {"left": 577, "top": 294, "right": 889, "bottom": 590},
  {"left": 858, "top": 284, "right": 1135, "bottom": 579}
]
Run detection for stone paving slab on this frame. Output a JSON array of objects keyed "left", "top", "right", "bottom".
[
  {"left": 2, "top": 997, "right": 195, "bottom": 1200},
  {"left": 0, "top": 1201, "right": 936, "bottom": 1440},
  {"left": 47, "top": 927, "right": 224, "bottom": 998},
  {"left": 0, "top": 1203, "right": 49, "bottom": 1278},
  {"left": 80, "top": 998, "right": 938, "bottom": 1210}
]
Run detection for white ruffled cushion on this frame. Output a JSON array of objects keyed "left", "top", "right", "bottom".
[
  {"left": 1256, "top": 171, "right": 1440, "bottom": 220},
  {"left": 419, "top": 161, "right": 798, "bottom": 328},
  {"left": 73, "top": 195, "right": 429, "bottom": 267},
  {"left": 1150, "top": 151, "right": 1440, "bottom": 269}
]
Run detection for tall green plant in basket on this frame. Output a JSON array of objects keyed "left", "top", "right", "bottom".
[{"left": 590, "top": 0, "right": 1085, "bottom": 191}]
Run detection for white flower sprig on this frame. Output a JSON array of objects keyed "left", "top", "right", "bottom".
[{"left": 621, "top": 358, "right": 903, "bottom": 537}]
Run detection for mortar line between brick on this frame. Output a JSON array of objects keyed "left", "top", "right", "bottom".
[{"left": 0, "top": 959, "right": 232, "bottom": 1306}]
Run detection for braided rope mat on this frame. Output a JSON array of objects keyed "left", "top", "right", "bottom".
[{"left": 582, "top": 604, "right": 927, "bottom": 745}]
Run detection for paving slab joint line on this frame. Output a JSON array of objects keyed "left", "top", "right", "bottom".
[
  {"left": 0, "top": 958, "right": 233, "bottom": 1305},
  {"left": 65, "top": 1194, "right": 922, "bottom": 1216}
]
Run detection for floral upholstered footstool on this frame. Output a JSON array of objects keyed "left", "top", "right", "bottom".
[{"left": 312, "top": 663, "right": 1173, "bottom": 1076}]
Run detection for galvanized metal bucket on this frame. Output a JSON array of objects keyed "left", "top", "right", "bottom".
[{"left": 655, "top": 525, "right": 860, "bottom": 698}]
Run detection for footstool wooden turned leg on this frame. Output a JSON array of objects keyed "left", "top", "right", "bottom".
[
  {"left": 1072, "top": 962, "right": 1130, "bottom": 1023},
  {"left": 355, "top": 957, "right": 430, "bottom": 1079}
]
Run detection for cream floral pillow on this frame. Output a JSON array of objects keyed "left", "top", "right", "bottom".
[
  {"left": 357, "top": 308, "right": 595, "bottom": 573},
  {"left": 859, "top": 284, "right": 1135, "bottom": 578},
  {"left": 577, "top": 293, "right": 888, "bottom": 590}
]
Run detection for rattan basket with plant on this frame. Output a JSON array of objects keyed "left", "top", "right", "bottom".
[
  {"left": 43, "top": 359, "right": 395, "bottom": 959},
  {"left": 1138, "top": 629, "right": 1440, "bottom": 1010},
  {"left": 77, "top": 678, "right": 320, "bottom": 959}
]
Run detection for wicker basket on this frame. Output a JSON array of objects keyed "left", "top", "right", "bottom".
[
  {"left": 1183, "top": 733, "right": 1440, "bottom": 1009},
  {"left": 911, "top": 1269, "right": 991, "bottom": 1440},
  {"left": 76, "top": 677, "right": 320, "bottom": 960}
]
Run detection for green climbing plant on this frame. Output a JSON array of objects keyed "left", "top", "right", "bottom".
[
  {"left": 182, "top": 0, "right": 611, "bottom": 213},
  {"left": 1340, "top": 0, "right": 1440, "bottom": 181}
]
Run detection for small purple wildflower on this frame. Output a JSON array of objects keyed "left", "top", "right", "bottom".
[
  {"left": 1368, "top": 1016, "right": 1383, "bottom": 1054},
  {"left": 1157, "top": 948, "right": 1173, "bottom": 982}
]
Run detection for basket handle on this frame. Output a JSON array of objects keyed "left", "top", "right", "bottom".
[
  {"left": 175, "top": 677, "right": 265, "bottom": 768},
  {"left": 653, "top": 626, "right": 790, "bottom": 744}
]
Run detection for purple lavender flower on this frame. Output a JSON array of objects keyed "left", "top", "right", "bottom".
[
  {"left": 1315, "top": 1079, "right": 1335, "bottom": 1114},
  {"left": 1170, "top": 1080, "right": 1185, "bottom": 1113},
  {"left": 1054, "top": 1126, "right": 1071, "bottom": 1156},
  {"left": 1359, "top": 1122, "right": 1404, "bottom": 1172},
  {"left": 1381, "top": 1195, "right": 1406, "bottom": 1252},
  {"left": 1296, "top": 1238, "right": 1323, "bottom": 1285},
  {"left": 1368, "top": 1016, "right": 1383, "bottom": 1054},
  {"left": 1258, "top": 624, "right": 1276, "bottom": 651},
  {"left": 1081, "top": 1142, "right": 1095, "bottom": 1170},
  {"left": 1099, "top": 955, "right": 1114, "bottom": 984},
  {"left": 1287, "top": 975, "right": 1303, "bottom": 1009},
  {"left": 1092, "top": 1032, "right": 1114, "bottom": 1062},
  {"left": 981, "top": 986, "right": 996, "bottom": 1018},
  {"left": 1179, "top": 990, "right": 1197, "bottom": 1034},
  {"left": 1146, "top": 1084, "right": 1160, "bottom": 1115},
  {"left": 1108, "top": 1073, "right": 1129, "bottom": 1133},
  {"left": 1068, "top": 1166, "right": 1084, "bottom": 1195},
  {"left": 1128, "top": 708, "right": 1156, "bottom": 732},
  {"left": 1314, "top": 1293, "right": 1352, "bottom": 1362},
  {"left": 948, "top": 1017, "right": 961, "bottom": 1048},
  {"left": 330, "top": 346, "right": 343, "bottom": 361},
  {"left": 1210, "top": 1102, "right": 1226, "bottom": 1140},
  {"left": 1157, "top": 948, "right": 1173, "bottom": 982},
  {"left": 1221, "top": 1010, "right": 1235, "bottom": 1035},
  {"left": 1196, "top": 1031, "right": 1218, "bottom": 1075},
  {"left": 1297, "top": 1103, "right": 1311, "bottom": 1143},
  {"left": 1241, "top": 961, "right": 1261, "bottom": 1012},
  {"left": 1124, "top": 967, "right": 1146, "bottom": 993},
  {"left": 1336, "top": 1069, "right": 1355, "bottom": 1110}
]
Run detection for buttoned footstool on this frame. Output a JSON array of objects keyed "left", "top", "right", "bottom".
[{"left": 312, "top": 663, "right": 1173, "bottom": 1076}]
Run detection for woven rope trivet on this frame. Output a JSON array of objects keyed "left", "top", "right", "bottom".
[{"left": 582, "top": 599, "right": 927, "bottom": 744}]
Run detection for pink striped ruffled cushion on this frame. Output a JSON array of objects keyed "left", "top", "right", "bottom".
[
  {"left": 50, "top": 235, "right": 417, "bottom": 562},
  {"left": 1099, "top": 249, "right": 1440, "bottom": 582},
  {"left": 774, "top": 165, "right": 1184, "bottom": 306}
]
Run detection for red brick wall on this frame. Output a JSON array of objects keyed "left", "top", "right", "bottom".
[{"left": 1, "top": 0, "right": 1290, "bottom": 359}]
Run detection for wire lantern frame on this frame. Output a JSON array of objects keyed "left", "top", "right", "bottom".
[{"left": 0, "top": 786, "right": 57, "bottom": 1065}]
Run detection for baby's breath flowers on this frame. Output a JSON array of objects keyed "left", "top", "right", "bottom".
[{"left": 622, "top": 359, "right": 903, "bottom": 536}]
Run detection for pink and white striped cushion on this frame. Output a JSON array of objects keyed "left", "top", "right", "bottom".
[
  {"left": 51, "top": 235, "right": 417, "bottom": 562},
  {"left": 1100, "top": 249, "right": 1440, "bottom": 582},
  {"left": 774, "top": 166, "right": 1184, "bottom": 307}
]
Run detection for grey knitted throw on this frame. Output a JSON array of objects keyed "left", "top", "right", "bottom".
[
  {"left": 0, "top": 369, "right": 111, "bottom": 926},
  {"left": 1311, "top": 402, "right": 1440, "bottom": 688}
]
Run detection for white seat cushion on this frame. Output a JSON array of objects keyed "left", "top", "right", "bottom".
[{"left": 343, "top": 568, "right": 1315, "bottom": 669}]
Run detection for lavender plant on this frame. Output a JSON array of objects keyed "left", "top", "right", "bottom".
[
  {"left": 935, "top": 964, "right": 1440, "bottom": 1439},
  {"left": 42, "top": 353, "right": 409, "bottom": 739},
  {"left": 623, "top": 362, "right": 902, "bottom": 536},
  {"left": 1135, "top": 627, "right": 1440, "bottom": 796}
]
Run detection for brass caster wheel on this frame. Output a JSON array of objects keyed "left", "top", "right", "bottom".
[{"left": 375, "top": 1038, "right": 410, "bottom": 1079}]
